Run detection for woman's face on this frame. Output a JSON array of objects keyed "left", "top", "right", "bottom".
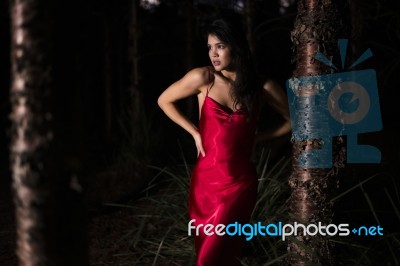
[{"left": 207, "top": 34, "right": 232, "bottom": 72}]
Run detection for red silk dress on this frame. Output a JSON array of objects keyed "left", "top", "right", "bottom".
[{"left": 188, "top": 73, "right": 258, "bottom": 266}]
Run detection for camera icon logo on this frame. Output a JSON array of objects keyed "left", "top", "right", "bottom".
[
  {"left": 328, "top": 81, "right": 370, "bottom": 125},
  {"left": 286, "top": 39, "right": 382, "bottom": 168}
]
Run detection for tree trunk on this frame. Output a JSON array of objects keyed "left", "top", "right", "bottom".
[
  {"left": 9, "top": 0, "right": 55, "bottom": 265},
  {"left": 348, "top": 0, "right": 364, "bottom": 60},
  {"left": 103, "top": 1, "right": 112, "bottom": 140},
  {"left": 130, "top": 0, "right": 142, "bottom": 123},
  {"left": 10, "top": 1, "right": 88, "bottom": 265},
  {"left": 244, "top": 0, "right": 255, "bottom": 54},
  {"left": 185, "top": 0, "right": 196, "bottom": 119},
  {"left": 287, "top": 0, "right": 343, "bottom": 264}
]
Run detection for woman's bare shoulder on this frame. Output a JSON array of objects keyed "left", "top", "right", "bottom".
[
  {"left": 184, "top": 66, "right": 212, "bottom": 83},
  {"left": 175, "top": 66, "right": 213, "bottom": 95}
]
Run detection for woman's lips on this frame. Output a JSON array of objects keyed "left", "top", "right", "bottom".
[{"left": 213, "top": 61, "right": 221, "bottom": 66}]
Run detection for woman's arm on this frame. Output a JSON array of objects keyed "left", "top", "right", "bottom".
[
  {"left": 255, "top": 80, "right": 292, "bottom": 143},
  {"left": 157, "top": 67, "right": 209, "bottom": 156}
]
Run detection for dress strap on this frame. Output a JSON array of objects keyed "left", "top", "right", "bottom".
[{"left": 206, "top": 67, "right": 214, "bottom": 96}]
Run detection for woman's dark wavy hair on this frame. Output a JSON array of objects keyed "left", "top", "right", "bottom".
[{"left": 206, "top": 18, "right": 262, "bottom": 116}]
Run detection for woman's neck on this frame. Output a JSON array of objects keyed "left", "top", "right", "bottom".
[{"left": 221, "top": 69, "right": 236, "bottom": 82}]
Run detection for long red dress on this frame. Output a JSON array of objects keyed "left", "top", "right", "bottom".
[{"left": 188, "top": 71, "right": 258, "bottom": 265}]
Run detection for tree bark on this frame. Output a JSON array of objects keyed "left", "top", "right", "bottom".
[
  {"left": 9, "top": 0, "right": 55, "bottom": 265},
  {"left": 287, "top": 0, "right": 343, "bottom": 265},
  {"left": 10, "top": 1, "right": 88, "bottom": 265}
]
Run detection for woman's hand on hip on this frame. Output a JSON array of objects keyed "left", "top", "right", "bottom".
[{"left": 192, "top": 131, "right": 205, "bottom": 157}]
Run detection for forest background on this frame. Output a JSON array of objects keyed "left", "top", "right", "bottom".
[{"left": 0, "top": 0, "right": 399, "bottom": 265}]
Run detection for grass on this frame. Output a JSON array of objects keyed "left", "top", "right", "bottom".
[
  {"left": 241, "top": 150, "right": 291, "bottom": 266},
  {"left": 330, "top": 172, "right": 400, "bottom": 266},
  {"left": 103, "top": 148, "right": 400, "bottom": 266},
  {"left": 103, "top": 159, "right": 194, "bottom": 265}
]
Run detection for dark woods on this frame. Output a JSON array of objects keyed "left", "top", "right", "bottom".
[
  {"left": 1, "top": 0, "right": 400, "bottom": 265},
  {"left": 49, "top": 0, "right": 297, "bottom": 204}
]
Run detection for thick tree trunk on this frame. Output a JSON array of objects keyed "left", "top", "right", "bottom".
[
  {"left": 9, "top": 0, "right": 55, "bottom": 265},
  {"left": 10, "top": 1, "right": 88, "bottom": 265},
  {"left": 287, "top": 0, "right": 343, "bottom": 265}
]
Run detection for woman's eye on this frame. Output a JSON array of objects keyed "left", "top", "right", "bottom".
[{"left": 218, "top": 45, "right": 225, "bottom": 49}]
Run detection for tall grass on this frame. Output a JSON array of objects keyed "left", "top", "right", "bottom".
[
  {"left": 329, "top": 173, "right": 400, "bottom": 266},
  {"left": 241, "top": 149, "right": 291, "bottom": 266},
  {"left": 105, "top": 160, "right": 194, "bottom": 265},
  {"left": 106, "top": 149, "right": 400, "bottom": 265},
  {"left": 117, "top": 107, "right": 162, "bottom": 163}
]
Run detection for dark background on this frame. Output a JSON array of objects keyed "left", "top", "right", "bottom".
[{"left": 1, "top": 0, "right": 400, "bottom": 265}]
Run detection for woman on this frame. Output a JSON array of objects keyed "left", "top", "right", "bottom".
[{"left": 158, "top": 18, "right": 291, "bottom": 265}]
